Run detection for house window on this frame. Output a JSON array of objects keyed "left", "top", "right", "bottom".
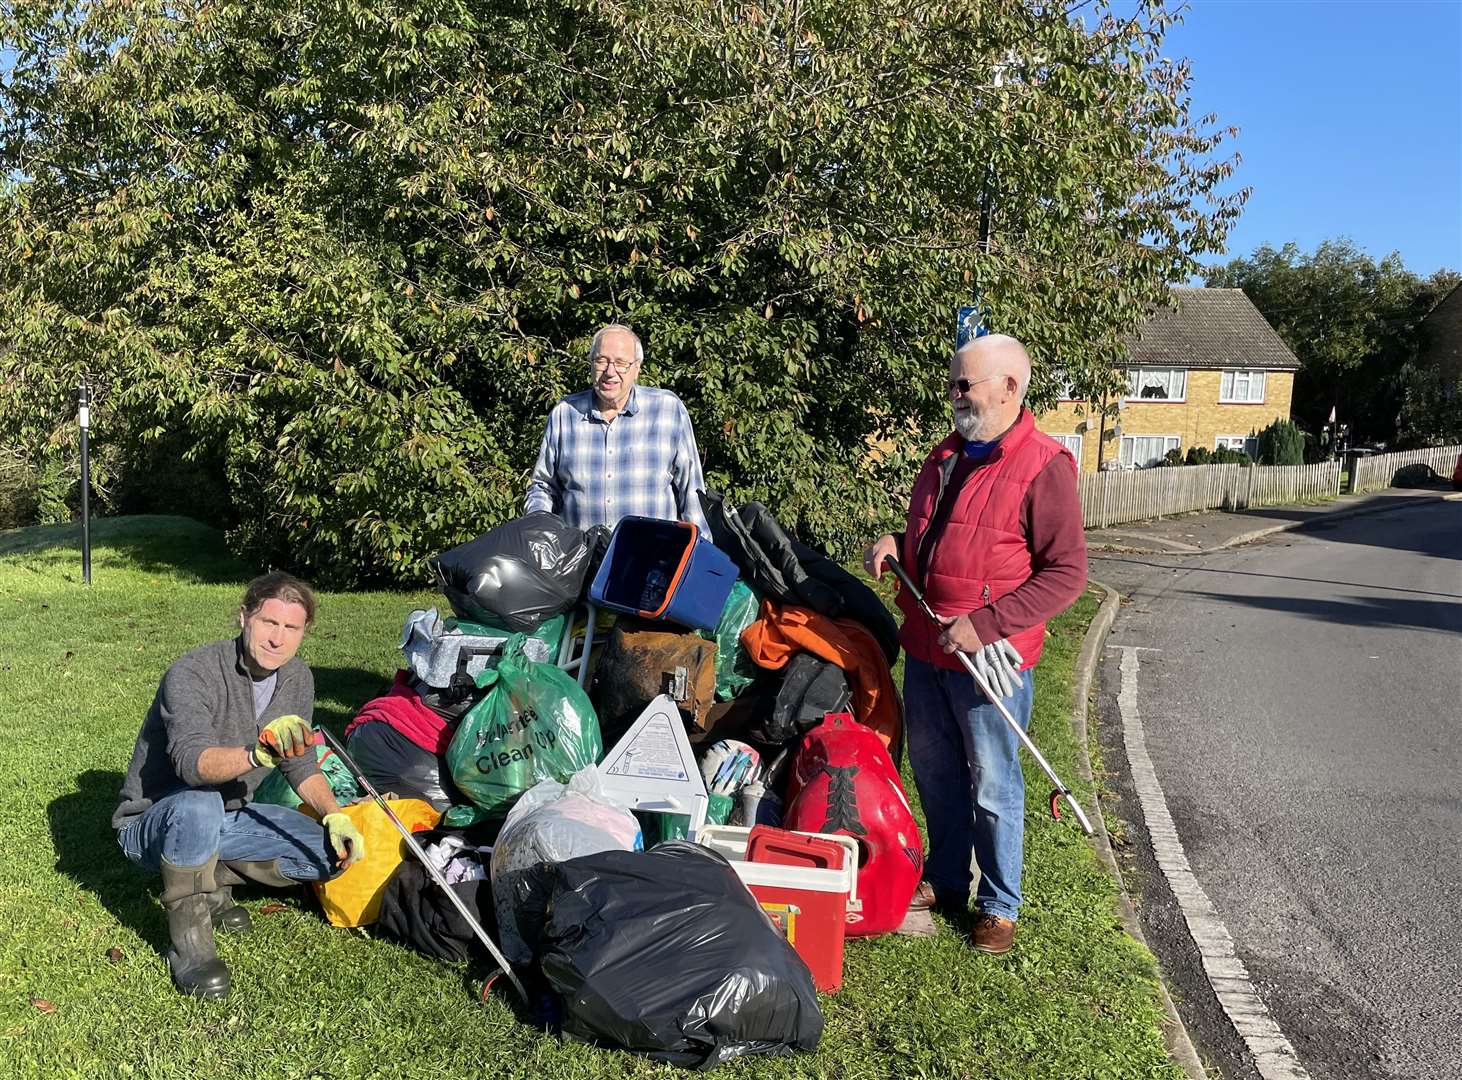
[
  {"left": 1052, "top": 433, "right": 1083, "bottom": 458},
  {"left": 1220, "top": 369, "right": 1266, "bottom": 403},
  {"left": 1215, "top": 434, "right": 1258, "bottom": 457},
  {"left": 1126, "top": 367, "right": 1187, "bottom": 402},
  {"left": 1119, "top": 434, "right": 1180, "bottom": 468}
]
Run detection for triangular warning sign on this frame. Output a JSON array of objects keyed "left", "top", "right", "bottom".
[{"left": 598, "top": 694, "right": 709, "bottom": 839}]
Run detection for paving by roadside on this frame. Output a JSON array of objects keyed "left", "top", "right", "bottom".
[{"left": 1084, "top": 483, "right": 1462, "bottom": 555}]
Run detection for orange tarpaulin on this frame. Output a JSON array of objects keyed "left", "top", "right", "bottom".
[{"left": 741, "top": 600, "right": 902, "bottom": 751}]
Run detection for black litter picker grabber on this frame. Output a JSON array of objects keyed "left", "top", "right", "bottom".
[
  {"left": 317, "top": 727, "right": 529, "bottom": 1001},
  {"left": 885, "top": 557, "right": 1094, "bottom": 836}
]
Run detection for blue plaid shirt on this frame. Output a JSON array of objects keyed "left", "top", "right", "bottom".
[{"left": 524, "top": 386, "right": 710, "bottom": 534}]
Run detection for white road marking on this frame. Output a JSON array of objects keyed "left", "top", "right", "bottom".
[{"left": 1114, "top": 644, "right": 1311, "bottom": 1080}]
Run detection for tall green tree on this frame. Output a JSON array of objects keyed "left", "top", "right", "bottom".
[
  {"left": 1205, "top": 239, "right": 1458, "bottom": 444},
  {"left": 0, "top": 0, "right": 1244, "bottom": 583}
]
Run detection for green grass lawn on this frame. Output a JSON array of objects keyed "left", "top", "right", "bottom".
[{"left": 0, "top": 516, "right": 1181, "bottom": 1079}]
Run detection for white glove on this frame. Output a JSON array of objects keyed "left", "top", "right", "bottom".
[
  {"left": 699, "top": 740, "right": 762, "bottom": 797},
  {"left": 973, "top": 639, "right": 1024, "bottom": 700}
]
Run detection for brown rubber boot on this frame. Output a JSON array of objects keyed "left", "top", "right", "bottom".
[
  {"left": 158, "top": 858, "right": 232, "bottom": 1000},
  {"left": 971, "top": 913, "right": 1016, "bottom": 955}
]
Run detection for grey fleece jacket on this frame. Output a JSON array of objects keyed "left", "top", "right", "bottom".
[{"left": 113, "top": 637, "right": 321, "bottom": 829}]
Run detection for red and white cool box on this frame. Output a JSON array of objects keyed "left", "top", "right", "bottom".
[{"left": 697, "top": 824, "right": 861, "bottom": 993}]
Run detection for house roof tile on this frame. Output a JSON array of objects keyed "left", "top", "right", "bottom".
[{"left": 1125, "top": 287, "right": 1301, "bottom": 371}]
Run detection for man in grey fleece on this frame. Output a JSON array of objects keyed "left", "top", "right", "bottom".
[{"left": 114, "top": 571, "right": 366, "bottom": 1000}]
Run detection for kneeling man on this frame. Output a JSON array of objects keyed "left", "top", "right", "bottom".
[{"left": 113, "top": 571, "right": 364, "bottom": 999}]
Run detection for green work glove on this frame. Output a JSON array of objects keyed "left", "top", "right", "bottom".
[
  {"left": 251, "top": 714, "right": 313, "bottom": 769},
  {"left": 322, "top": 812, "right": 367, "bottom": 868}
]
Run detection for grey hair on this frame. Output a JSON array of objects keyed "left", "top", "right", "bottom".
[{"left": 588, "top": 324, "right": 644, "bottom": 365}]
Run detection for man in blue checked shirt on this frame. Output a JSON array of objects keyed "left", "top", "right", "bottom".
[{"left": 525, "top": 324, "right": 711, "bottom": 534}]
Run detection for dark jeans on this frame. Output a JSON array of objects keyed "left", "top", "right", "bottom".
[{"left": 117, "top": 788, "right": 337, "bottom": 881}]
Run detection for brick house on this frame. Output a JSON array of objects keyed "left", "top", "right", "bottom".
[
  {"left": 1417, "top": 280, "right": 1462, "bottom": 398},
  {"left": 1037, "top": 287, "right": 1300, "bottom": 471}
]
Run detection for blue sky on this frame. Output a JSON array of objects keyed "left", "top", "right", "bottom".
[{"left": 1163, "top": 0, "right": 1462, "bottom": 277}]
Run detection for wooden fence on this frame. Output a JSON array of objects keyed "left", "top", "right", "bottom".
[
  {"left": 1246, "top": 461, "right": 1344, "bottom": 507},
  {"left": 1350, "top": 444, "right": 1462, "bottom": 495},
  {"left": 1078, "top": 460, "right": 1343, "bottom": 529}
]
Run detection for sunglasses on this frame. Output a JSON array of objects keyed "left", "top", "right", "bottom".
[{"left": 946, "top": 374, "right": 1007, "bottom": 394}]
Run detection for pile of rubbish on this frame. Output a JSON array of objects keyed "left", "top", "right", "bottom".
[{"left": 264, "top": 499, "right": 922, "bottom": 1069}]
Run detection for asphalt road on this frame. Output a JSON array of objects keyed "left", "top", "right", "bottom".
[{"left": 1090, "top": 498, "right": 1462, "bottom": 1080}]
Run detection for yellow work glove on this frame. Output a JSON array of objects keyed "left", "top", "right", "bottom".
[
  {"left": 251, "top": 714, "right": 313, "bottom": 769},
  {"left": 322, "top": 812, "right": 367, "bottom": 868}
]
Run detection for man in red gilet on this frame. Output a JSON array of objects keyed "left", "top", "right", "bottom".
[{"left": 865, "top": 334, "right": 1087, "bottom": 954}]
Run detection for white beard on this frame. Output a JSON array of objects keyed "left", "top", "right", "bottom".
[{"left": 953, "top": 408, "right": 982, "bottom": 440}]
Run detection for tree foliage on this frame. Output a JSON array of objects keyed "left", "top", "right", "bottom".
[
  {"left": 1397, "top": 359, "right": 1462, "bottom": 447},
  {"left": 1205, "top": 240, "right": 1459, "bottom": 444},
  {"left": 0, "top": 0, "right": 1244, "bottom": 583}
]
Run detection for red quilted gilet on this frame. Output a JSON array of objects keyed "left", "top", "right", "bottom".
[{"left": 896, "top": 408, "right": 1068, "bottom": 672}]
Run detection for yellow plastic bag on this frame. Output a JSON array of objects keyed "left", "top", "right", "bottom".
[{"left": 311, "top": 799, "right": 441, "bottom": 928}]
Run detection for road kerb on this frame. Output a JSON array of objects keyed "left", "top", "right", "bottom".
[{"left": 1072, "top": 581, "right": 1210, "bottom": 1080}]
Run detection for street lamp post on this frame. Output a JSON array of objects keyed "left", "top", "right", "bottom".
[{"left": 78, "top": 380, "right": 91, "bottom": 585}]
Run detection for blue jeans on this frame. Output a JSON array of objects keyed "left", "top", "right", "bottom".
[
  {"left": 117, "top": 789, "right": 338, "bottom": 881},
  {"left": 904, "top": 655, "right": 1034, "bottom": 922}
]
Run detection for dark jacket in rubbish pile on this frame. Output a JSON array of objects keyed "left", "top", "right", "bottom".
[
  {"left": 375, "top": 852, "right": 495, "bottom": 964},
  {"left": 697, "top": 489, "right": 899, "bottom": 665}
]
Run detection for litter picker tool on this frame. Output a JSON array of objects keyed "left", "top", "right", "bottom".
[
  {"left": 884, "top": 556, "right": 1093, "bottom": 835},
  {"left": 316, "top": 726, "right": 529, "bottom": 1000}
]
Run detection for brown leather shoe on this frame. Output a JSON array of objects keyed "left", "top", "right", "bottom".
[
  {"left": 971, "top": 913, "right": 1016, "bottom": 954},
  {"left": 906, "top": 881, "right": 938, "bottom": 913}
]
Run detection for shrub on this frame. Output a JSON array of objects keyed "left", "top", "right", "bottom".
[
  {"left": 1254, "top": 419, "right": 1306, "bottom": 465},
  {"left": 1210, "top": 446, "right": 1252, "bottom": 466},
  {"left": 0, "top": 457, "right": 38, "bottom": 529}
]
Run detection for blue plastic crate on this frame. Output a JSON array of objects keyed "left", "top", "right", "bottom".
[{"left": 589, "top": 517, "right": 738, "bottom": 631}]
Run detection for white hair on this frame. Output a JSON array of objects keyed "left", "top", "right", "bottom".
[{"left": 588, "top": 324, "right": 644, "bottom": 365}]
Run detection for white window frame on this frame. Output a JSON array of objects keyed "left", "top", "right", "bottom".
[
  {"left": 1125, "top": 367, "right": 1187, "bottom": 402},
  {"left": 1219, "top": 369, "right": 1266, "bottom": 403},
  {"left": 1051, "top": 433, "right": 1083, "bottom": 458},
  {"left": 1119, "top": 434, "right": 1181, "bottom": 469},
  {"left": 1214, "top": 434, "right": 1258, "bottom": 456},
  {"left": 1054, "top": 368, "right": 1080, "bottom": 402}
]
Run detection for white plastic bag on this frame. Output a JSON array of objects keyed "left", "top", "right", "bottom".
[{"left": 490, "top": 766, "right": 643, "bottom": 965}]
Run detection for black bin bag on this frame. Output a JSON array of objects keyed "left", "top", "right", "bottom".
[
  {"left": 430, "top": 512, "right": 591, "bottom": 634},
  {"left": 537, "top": 841, "right": 824, "bottom": 1069}
]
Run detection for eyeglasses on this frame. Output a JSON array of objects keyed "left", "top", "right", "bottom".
[
  {"left": 592, "top": 357, "right": 640, "bottom": 373},
  {"left": 947, "top": 374, "right": 1007, "bottom": 394}
]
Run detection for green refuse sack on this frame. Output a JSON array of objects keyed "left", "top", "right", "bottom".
[
  {"left": 253, "top": 740, "right": 359, "bottom": 809},
  {"left": 446, "top": 634, "right": 603, "bottom": 820},
  {"left": 713, "top": 580, "right": 763, "bottom": 701}
]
